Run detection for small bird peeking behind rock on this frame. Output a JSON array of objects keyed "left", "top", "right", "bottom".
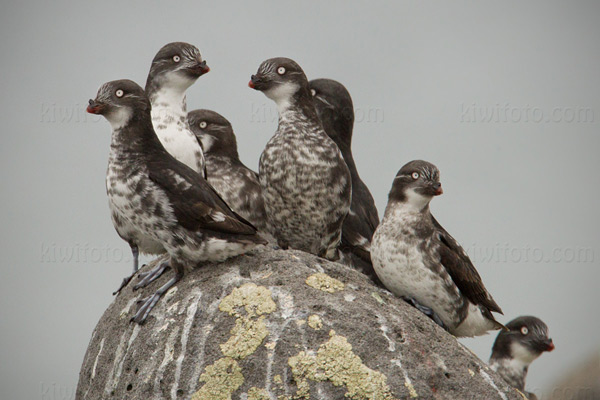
[
  {"left": 371, "top": 160, "right": 505, "bottom": 337},
  {"left": 249, "top": 57, "right": 351, "bottom": 260},
  {"left": 489, "top": 316, "right": 554, "bottom": 399},
  {"left": 87, "top": 79, "right": 266, "bottom": 323},
  {"left": 309, "top": 78, "right": 380, "bottom": 283},
  {"left": 188, "top": 109, "right": 268, "bottom": 233},
  {"left": 145, "top": 42, "right": 209, "bottom": 178}
]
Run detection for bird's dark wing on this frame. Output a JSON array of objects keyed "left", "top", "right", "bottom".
[
  {"left": 148, "top": 158, "right": 258, "bottom": 235},
  {"left": 340, "top": 178, "right": 380, "bottom": 263},
  {"left": 433, "top": 216, "right": 503, "bottom": 314}
]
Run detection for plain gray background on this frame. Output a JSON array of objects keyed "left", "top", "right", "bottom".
[{"left": 1, "top": 1, "right": 598, "bottom": 399}]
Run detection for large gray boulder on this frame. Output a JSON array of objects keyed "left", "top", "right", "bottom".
[{"left": 76, "top": 248, "right": 522, "bottom": 400}]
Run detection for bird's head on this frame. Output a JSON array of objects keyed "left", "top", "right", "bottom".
[
  {"left": 146, "top": 42, "right": 209, "bottom": 93},
  {"left": 492, "top": 316, "right": 554, "bottom": 365},
  {"left": 87, "top": 79, "right": 150, "bottom": 130},
  {"left": 309, "top": 78, "right": 354, "bottom": 145},
  {"left": 389, "top": 160, "right": 443, "bottom": 210},
  {"left": 249, "top": 57, "right": 309, "bottom": 110},
  {"left": 188, "top": 109, "right": 237, "bottom": 157}
]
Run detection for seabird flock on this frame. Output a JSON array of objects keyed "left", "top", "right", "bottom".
[{"left": 87, "top": 42, "right": 553, "bottom": 396}]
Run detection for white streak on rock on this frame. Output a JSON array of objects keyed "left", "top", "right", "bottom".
[
  {"left": 91, "top": 338, "right": 105, "bottom": 380},
  {"left": 391, "top": 359, "right": 418, "bottom": 398},
  {"left": 170, "top": 288, "right": 202, "bottom": 399},
  {"left": 104, "top": 325, "right": 139, "bottom": 396},
  {"left": 153, "top": 326, "right": 181, "bottom": 395},
  {"left": 479, "top": 368, "right": 508, "bottom": 400},
  {"left": 187, "top": 296, "right": 221, "bottom": 391}
]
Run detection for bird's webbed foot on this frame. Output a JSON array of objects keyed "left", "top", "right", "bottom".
[
  {"left": 131, "top": 260, "right": 183, "bottom": 324},
  {"left": 133, "top": 260, "right": 170, "bottom": 290},
  {"left": 113, "top": 273, "right": 136, "bottom": 295},
  {"left": 402, "top": 297, "right": 448, "bottom": 331}
]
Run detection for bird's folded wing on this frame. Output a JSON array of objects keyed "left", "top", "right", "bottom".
[
  {"left": 433, "top": 217, "right": 503, "bottom": 314},
  {"left": 148, "top": 164, "right": 257, "bottom": 235}
]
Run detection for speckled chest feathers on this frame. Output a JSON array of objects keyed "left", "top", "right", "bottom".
[
  {"left": 205, "top": 155, "right": 267, "bottom": 231},
  {"left": 371, "top": 204, "right": 468, "bottom": 329},
  {"left": 259, "top": 110, "right": 351, "bottom": 259}
]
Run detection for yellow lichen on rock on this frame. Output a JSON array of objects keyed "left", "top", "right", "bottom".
[
  {"left": 191, "top": 357, "right": 243, "bottom": 400},
  {"left": 220, "top": 315, "right": 270, "bottom": 359},
  {"left": 219, "top": 282, "right": 277, "bottom": 318},
  {"left": 307, "top": 315, "right": 323, "bottom": 330},
  {"left": 193, "top": 284, "right": 277, "bottom": 398},
  {"left": 247, "top": 387, "right": 270, "bottom": 400},
  {"left": 288, "top": 330, "right": 397, "bottom": 399},
  {"left": 273, "top": 374, "right": 283, "bottom": 385},
  {"left": 305, "top": 273, "right": 344, "bottom": 293},
  {"left": 218, "top": 283, "right": 277, "bottom": 360}
]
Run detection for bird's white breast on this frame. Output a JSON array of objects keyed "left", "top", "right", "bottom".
[
  {"left": 371, "top": 206, "right": 459, "bottom": 327},
  {"left": 151, "top": 93, "right": 205, "bottom": 176}
]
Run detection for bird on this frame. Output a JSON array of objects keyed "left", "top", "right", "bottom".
[
  {"left": 188, "top": 109, "right": 268, "bottom": 232},
  {"left": 87, "top": 79, "right": 266, "bottom": 323},
  {"left": 489, "top": 316, "right": 554, "bottom": 399},
  {"left": 371, "top": 160, "right": 505, "bottom": 337},
  {"left": 309, "top": 78, "right": 380, "bottom": 282},
  {"left": 145, "top": 42, "right": 209, "bottom": 178},
  {"left": 249, "top": 57, "right": 351, "bottom": 260}
]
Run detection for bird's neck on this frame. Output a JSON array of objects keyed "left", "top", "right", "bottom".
[
  {"left": 277, "top": 90, "right": 320, "bottom": 124},
  {"left": 149, "top": 87, "right": 188, "bottom": 117},
  {"left": 489, "top": 356, "right": 528, "bottom": 390},
  {"left": 109, "top": 115, "right": 163, "bottom": 159}
]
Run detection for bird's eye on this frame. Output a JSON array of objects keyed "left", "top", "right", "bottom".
[
  {"left": 199, "top": 121, "right": 207, "bottom": 129},
  {"left": 521, "top": 326, "right": 529, "bottom": 335},
  {"left": 310, "top": 89, "right": 316, "bottom": 97},
  {"left": 115, "top": 89, "right": 124, "bottom": 98},
  {"left": 412, "top": 172, "right": 419, "bottom": 180},
  {"left": 277, "top": 66, "right": 286, "bottom": 75},
  {"left": 173, "top": 55, "right": 181, "bottom": 63}
]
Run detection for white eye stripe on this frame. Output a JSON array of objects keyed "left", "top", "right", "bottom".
[
  {"left": 199, "top": 121, "right": 207, "bottom": 129},
  {"left": 310, "top": 89, "right": 316, "bottom": 96},
  {"left": 173, "top": 55, "right": 181, "bottom": 62},
  {"left": 115, "top": 89, "right": 124, "bottom": 98},
  {"left": 277, "top": 66, "right": 286, "bottom": 75}
]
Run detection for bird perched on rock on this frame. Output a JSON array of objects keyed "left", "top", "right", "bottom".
[
  {"left": 309, "top": 78, "right": 380, "bottom": 282},
  {"left": 249, "top": 58, "right": 351, "bottom": 260},
  {"left": 371, "top": 160, "right": 504, "bottom": 337},
  {"left": 145, "top": 42, "right": 209, "bottom": 177},
  {"left": 87, "top": 79, "right": 266, "bottom": 323},
  {"left": 490, "top": 316, "right": 554, "bottom": 399},
  {"left": 188, "top": 109, "right": 268, "bottom": 231}
]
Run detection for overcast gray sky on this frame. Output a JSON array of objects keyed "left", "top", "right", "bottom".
[{"left": 1, "top": 1, "right": 598, "bottom": 399}]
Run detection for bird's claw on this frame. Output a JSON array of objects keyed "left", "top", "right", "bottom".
[
  {"left": 133, "top": 261, "right": 170, "bottom": 290},
  {"left": 403, "top": 297, "right": 448, "bottom": 331}
]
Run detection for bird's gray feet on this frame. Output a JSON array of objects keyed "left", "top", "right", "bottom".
[
  {"left": 133, "top": 261, "right": 170, "bottom": 290},
  {"left": 402, "top": 297, "right": 448, "bottom": 331},
  {"left": 131, "top": 260, "right": 183, "bottom": 324},
  {"left": 113, "top": 273, "right": 135, "bottom": 295},
  {"left": 113, "top": 242, "right": 141, "bottom": 295}
]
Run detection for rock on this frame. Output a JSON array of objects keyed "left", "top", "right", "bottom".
[{"left": 76, "top": 248, "right": 522, "bottom": 400}]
